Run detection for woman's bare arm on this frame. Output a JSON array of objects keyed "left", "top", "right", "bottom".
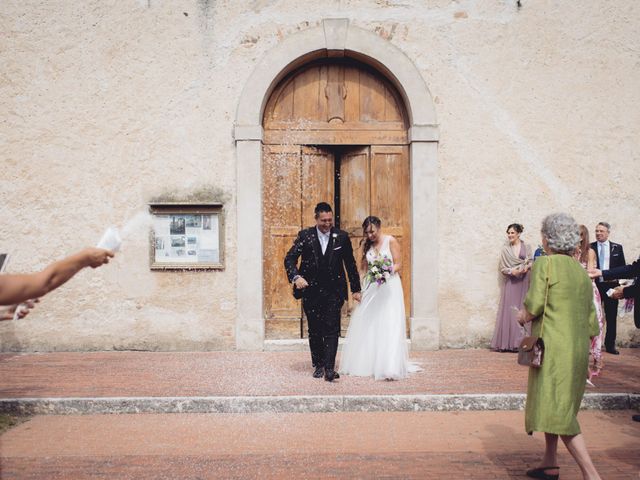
[
  {"left": 0, "top": 248, "right": 114, "bottom": 306},
  {"left": 389, "top": 236, "right": 402, "bottom": 274},
  {"left": 587, "top": 248, "right": 597, "bottom": 271}
]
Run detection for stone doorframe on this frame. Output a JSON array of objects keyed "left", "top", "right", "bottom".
[{"left": 234, "top": 19, "right": 439, "bottom": 350}]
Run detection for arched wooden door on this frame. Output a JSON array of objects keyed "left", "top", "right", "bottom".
[{"left": 262, "top": 59, "right": 410, "bottom": 339}]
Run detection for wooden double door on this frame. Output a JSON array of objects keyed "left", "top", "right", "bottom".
[{"left": 263, "top": 143, "right": 411, "bottom": 339}]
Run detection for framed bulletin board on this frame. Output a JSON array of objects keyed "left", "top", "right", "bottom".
[{"left": 149, "top": 203, "right": 224, "bottom": 270}]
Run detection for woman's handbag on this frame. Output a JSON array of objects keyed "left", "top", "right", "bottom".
[
  {"left": 518, "top": 259, "right": 551, "bottom": 368},
  {"left": 518, "top": 336, "right": 545, "bottom": 367}
]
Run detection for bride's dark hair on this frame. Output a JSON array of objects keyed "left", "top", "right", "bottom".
[{"left": 360, "top": 216, "right": 382, "bottom": 271}]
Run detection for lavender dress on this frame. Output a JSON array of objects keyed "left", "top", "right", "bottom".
[{"left": 491, "top": 243, "right": 531, "bottom": 351}]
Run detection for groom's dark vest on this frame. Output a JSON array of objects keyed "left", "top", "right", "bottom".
[{"left": 316, "top": 247, "right": 332, "bottom": 290}]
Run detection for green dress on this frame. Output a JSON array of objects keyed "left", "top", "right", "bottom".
[{"left": 524, "top": 254, "right": 598, "bottom": 436}]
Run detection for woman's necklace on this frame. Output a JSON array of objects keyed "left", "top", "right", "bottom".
[{"left": 371, "top": 237, "right": 385, "bottom": 257}]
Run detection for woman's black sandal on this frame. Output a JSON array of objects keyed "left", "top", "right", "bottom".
[{"left": 526, "top": 466, "right": 559, "bottom": 480}]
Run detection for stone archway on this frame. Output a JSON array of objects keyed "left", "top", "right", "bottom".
[{"left": 234, "top": 19, "right": 439, "bottom": 350}]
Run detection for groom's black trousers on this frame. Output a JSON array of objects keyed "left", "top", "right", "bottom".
[{"left": 302, "top": 289, "right": 343, "bottom": 371}]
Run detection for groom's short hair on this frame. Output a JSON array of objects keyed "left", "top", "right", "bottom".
[{"left": 314, "top": 202, "right": 332, "bottom": 218}]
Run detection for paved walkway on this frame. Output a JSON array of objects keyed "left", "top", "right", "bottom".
[
  {"left": 0, "top": 349, "right": 638, "bottom": 478},
  {"left": 0, "top": 348, "right": 638, "bottom": 415},
  {"left": 1, "top": 410, "right": 638, "bottom": 479},
  {"left": 1, "top": 348, "right": 638, "bottom": 397}
]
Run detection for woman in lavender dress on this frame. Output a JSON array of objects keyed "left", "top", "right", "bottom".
[{"left": 491, "top": 223, "right": 533, "bottom": 352}]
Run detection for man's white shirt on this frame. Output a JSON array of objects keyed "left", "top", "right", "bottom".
[{"left": 317, "top": 227, "right": 330, "bottom": 255}]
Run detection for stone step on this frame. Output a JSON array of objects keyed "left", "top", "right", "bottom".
[{"left": 2, "top": 392, "right": 638, "bottom": 416}]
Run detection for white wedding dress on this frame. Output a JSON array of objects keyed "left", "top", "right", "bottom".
[{"left": 339, "top": 235, "right": 419, "bottom": 380}]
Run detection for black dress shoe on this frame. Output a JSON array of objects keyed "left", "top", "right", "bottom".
[
  {"left": 324, "top": 368, "right": 337, "bottom": 382},
  {"left": 632, "top": 414, "right": 640, "bottom": 422},
  {"left": 313, "top": 366, "right": 325, "bottom": 378},
  {"left": 606, "top": 348, "right": 620, "bottom": 355}
]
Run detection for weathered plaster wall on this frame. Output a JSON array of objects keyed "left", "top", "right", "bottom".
[{"left": 1, "top": 0, "right": 638, "bottom": 350}]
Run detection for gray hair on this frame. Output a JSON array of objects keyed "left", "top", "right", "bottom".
[
  {"left": 541, "top": 213, "right": 580, "bottom": 254},
  {"left": 597, "top": 221, "right": 611, "bottom": 231}
]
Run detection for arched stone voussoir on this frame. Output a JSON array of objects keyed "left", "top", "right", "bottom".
[{"left": 235, "top": 18, "right": 437, "bottom": 129}]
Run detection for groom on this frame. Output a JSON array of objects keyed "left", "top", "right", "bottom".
[{"left": 284, "top": 202, "right": 361, "bottom": 381}]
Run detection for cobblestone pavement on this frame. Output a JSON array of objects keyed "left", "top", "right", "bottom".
[
  {"left": 1, "top": 410, "right": 638, "bottom": 479},
  {"left": 0, "top": 348, "right": 638, "bottom": 398}
]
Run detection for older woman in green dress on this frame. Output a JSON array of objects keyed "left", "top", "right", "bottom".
[{"left": 517, "top": 213, "right": 601, "bottom": 480}]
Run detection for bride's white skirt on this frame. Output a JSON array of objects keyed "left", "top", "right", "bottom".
[{"left": 339, "top": 275, "right": 420, "bottom": 380}]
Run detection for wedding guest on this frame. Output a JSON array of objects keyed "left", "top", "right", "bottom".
[
  {"left": 574, "top": 225, "right": 605, "bottom": 382},
  {"left": 590, "top": 222, "right": 626, "bottom": 354},
  {"left": 518, "top": 213, "right": 600, "bottom": 480},
  {"left": 590, "top": 256, "right": 640, "bottom": 423},
  {"left": 589, "top": 256, "right": 639, "bottom": 329},
  {"left": 0, "top": 248, "right": 114, "bottom": 309},
  {"left": 491, "top": 223, "right": 533, "bottom": 352}
]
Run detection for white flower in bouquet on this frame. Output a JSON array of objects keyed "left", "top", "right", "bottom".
[{"left": 366, "top": 254, "right": 394, "bottom": 286}]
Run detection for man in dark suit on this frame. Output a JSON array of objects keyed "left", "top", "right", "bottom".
[
  {"left": 284, "top": 202, "right": 361, "bottom": 382},
  {"left": 589, "top": 257, "right": 639, "bottom": 330},
  {"left": 590, "top": 222, "right": 626, "bottom": 354},
  {"left": 590, "top": 256, "right": 640, "bottom": 422}
]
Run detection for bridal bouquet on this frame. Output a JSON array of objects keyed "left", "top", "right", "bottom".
[{"left": 366, "top": 254, "right": 394, "bottom": 286}]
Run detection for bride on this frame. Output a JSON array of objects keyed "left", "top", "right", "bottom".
[{"left": 339, "top": 216, "right": 417, "bottom": 380}]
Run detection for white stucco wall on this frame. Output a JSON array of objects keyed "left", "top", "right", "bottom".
[{"left": 1, "top": 0, "right": 638, "bottom": 350}]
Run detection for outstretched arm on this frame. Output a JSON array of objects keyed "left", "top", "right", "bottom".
[{"left": 0, "top": 248, "right": 114, "bottom": 306}]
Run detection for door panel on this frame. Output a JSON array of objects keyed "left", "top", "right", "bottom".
[
  {"left": 370, "top": 145, "right": 411, "bottom": 327},
  {"left": 263, "top": 145, "right": 336, "bottom": 339},
  {"left": 300, "top": 146, "right": 335, "bottom": 338},
  {"left": 301, "top": 146, "right": 335, "bottom": 222},
  {"left": 340, "top": 147, "right": 371, "bottom": 237},
  {"left": 340, "top": 145, "right": 411, "bottom": 334},
  {"left": 263, "top": 145, "right": 302, "bottom": 326},
  {"left": 339, "top": 147, "right": 370, "bottom": 326}
]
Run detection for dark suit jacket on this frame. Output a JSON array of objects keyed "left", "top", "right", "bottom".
[
  {"left": 603, "top": 258, "right": 640, "bottom": 328},
  {"left": 284, "top": 226, "right": 361, "bottom": 301},
  {"left": 590, "top": 241, "right": 626, "bottom": 284}
]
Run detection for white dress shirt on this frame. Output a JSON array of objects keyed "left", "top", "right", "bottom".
[{"left": 317, "top": 227, "right": 330, "bottom": 255}]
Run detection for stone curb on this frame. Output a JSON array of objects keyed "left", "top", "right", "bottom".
[{"left": 1, "top": 393, "right": 637, "bottom": 415}]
